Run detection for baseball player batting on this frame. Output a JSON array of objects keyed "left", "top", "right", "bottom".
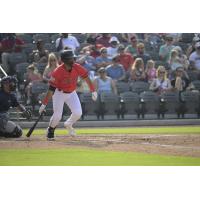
[{"left": 39, "top": 49, "right": 97, "bottom": 140}]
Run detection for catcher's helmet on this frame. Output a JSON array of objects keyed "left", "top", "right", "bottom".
[
  {"left": 0, "top": 76, "right": 18, "bottom": 91},
  {"left": 60, "top": 50, "right": 76, "bottom": 63}
]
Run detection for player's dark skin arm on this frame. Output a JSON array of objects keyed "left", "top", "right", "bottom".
[
  {"left": 42, "top": 89, "right": 54, "bottom": 105},
  {"left": 83, "top": 76, "right": 96, "bottom": 92}
]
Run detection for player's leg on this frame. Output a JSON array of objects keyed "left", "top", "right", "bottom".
[
  {"left": 47, "top": 90, "right": 65, "bottom": 139},
  {"left": 64, "top": 91, "right": 82, "bottom": 135},
  {"left": 0, "top": 120, "right": 22, "bottom": 138}
]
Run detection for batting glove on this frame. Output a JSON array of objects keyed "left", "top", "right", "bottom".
[
  {"left": 39, "top": 104, "right": 46, "bottom": 115},
  {"left": 92, "top": 91, "right": 98, "bottom": 101}
]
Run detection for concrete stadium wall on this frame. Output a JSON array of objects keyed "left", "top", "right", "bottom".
[{"left": 19, "top": 119, "right": 200, "bottom": 128}]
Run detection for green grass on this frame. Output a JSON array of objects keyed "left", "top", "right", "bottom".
[
  {"left": 25, "top": 126, "right": 200, "bottom": 135},
  {"left": 0, "top": 148, "right": 200, "bottom": 166},
  {"left": 1, "top": 126, "right": 200, "bottom": 166}
]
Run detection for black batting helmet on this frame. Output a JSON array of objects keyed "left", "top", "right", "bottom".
[
  {"left": 60, "top": 50, "right": 76, "bottom": 63},
  {"left": 0, "top": 76, "right": 18, "bottom": 91}
]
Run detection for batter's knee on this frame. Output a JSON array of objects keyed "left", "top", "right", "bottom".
[{"left": 73, "top": 109, "right": 82, "bottom": 119}]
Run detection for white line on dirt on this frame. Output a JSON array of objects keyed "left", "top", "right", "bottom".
[{"left": 141, "top": 142, "right": 200, "bottom": 150}]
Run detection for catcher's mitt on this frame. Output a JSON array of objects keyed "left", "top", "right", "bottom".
[{"left": 22, "top": 109, "right": 32, "bottom": 120}]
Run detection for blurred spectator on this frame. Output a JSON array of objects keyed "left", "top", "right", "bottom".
[
  {"left": 95, "top": 47, "right": 112, "bottom": 69},
  {"left": 24, "top": 64, "right": 42, "bottom": 104},
  {"left": 173, "top": 46, "right": 189, "bottom": 70},
  {"left": 171, "top": 67, "right": 194, "bottom": 92},
  {"left": 124, "top": 35, "right": 138, "bottom": 56},
  {"left": 107, "top": 36, "right": 120, "bottom": 59},
  {"left": 86, "top": 33, "right": 100, "bottom": 45},
  {"left": 82, "top": 44, "right": 104, "bottom": 59},
  {"left": 76, "top": 48, "right": 96, "bottom": 79},
  {"left": 43, "top": 53, "right": 58, "bottom": 83},
  {"left": 30, "top": 39, "right": 49, "bottom": 63},
  {"left": 121, "top": 33, "right": 137, "bottom": 43},
  {"left": 94, "top": 67, "right": 117, "bottom": 95},
  {"left": 90, "top": 44, "right": 104, "bottom": 58},
  {"left": 96, "top": 33, "right": 111, "bottom": 48},
  {"left": 144, "top": 33, "right": 163, "bottom": 46},
  {"left": 134, "top": 42, "right": 151, "bottom": 65},
  {"left": 0, "top": 33, "right": 25, "bottom": 73},
  {"left": 55, "top": 33, "right": 80, "bottom": 52},
  {"left": 168, "top": 49, "right": 183, "bottom": 72},
  {"left": 149, "top": 65, "right": 172, "bottom": 94},
  {"left": 186, "top": 36, "right": 200, "bottom": 57},
  {"left": 189, "top": 42, "right": 200, "bottom": 71},
  {"left": 159, "top": 35, "right": 175, "bottom": 62},
  {"left": 130, "top": 58, "right": 146, "bottom": 81},
  {"left": 117, "top": 44, "right": 134, "bottom": 80},
  {"left": 145, "top": 60, "right": 156, "bottom": 83},
  {"left": 105, "top": 55, "right": 126, "bottom": 82}
]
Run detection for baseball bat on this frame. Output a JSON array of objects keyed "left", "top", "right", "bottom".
[
  {"left": 0, "top": 65, "right": 8, "bottom": 77},
  {"left": 26, "top": 112, "right": 43, "bottom": 137}
]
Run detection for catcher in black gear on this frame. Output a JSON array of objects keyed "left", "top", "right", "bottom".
[{"left": 0, "top": 76, "right": 32, "bottom": 138}]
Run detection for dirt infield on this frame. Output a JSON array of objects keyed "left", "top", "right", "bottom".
[{"left": 0, "top": 134, "right": 200, "bottom": 157}]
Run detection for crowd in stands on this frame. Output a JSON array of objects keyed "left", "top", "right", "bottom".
[{"left": 0, "top": 33, "right": 200, "bottom": 118}]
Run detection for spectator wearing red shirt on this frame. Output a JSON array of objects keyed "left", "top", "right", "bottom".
[
  {"left": 117, "top": 44, "right": 134, "bottom": 81},
  {"left": 82, "top": 44, "right": 104, "bottom": 59},
  {"left": 0, "top": 34, "right": 25, "bottom": 73},
  {"left": 96, "top": 33, "right": 111, "bottom": 48}
]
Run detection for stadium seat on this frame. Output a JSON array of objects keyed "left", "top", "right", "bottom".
[
  {"left": 155, "top": 60, "right": 169, "bottom": 69},
  {"left": 139, "top": 91, "right": 160, "bottom": 118},
  {"left": 18, "top": 34, "right": 33, "bottom": 43},
  {"left": 160, "top": 91, "right": 181, "bottom": 118},
  {"left": 144, "top": 41, "right": 154, "bottom": 52},
  {"left": 16, "top": 62, "right": 29, "bottom": 83},
  {"left": 116, "top": 81, "right": 130, "bottom": 94},
  {"left": 120, "top": 92, "right": 140, "bottom": 119},
  {"left": 23, "top": 43, "right": 37, "bottom": 58},
  {"left": 72, "top": 33, "right": 87, "bottom": 43},
  {"left": 192, "top": 80, "right": 200, "bottom": 91},
  {"left": 148, "top": 51, "right": 160, "bottom": 60},
  {"left": 31, "top": 82, "right": 48, "bottom": 110},
  {"left": 100, "top": 92, "right": 121, "bottom": 119},
  {"left": 44, "top": 43, "right": 57, "bottom": 52},
  {"left": 173, "top": 42, "right": 189, "bottom": 52},
  {"left": 8, "top": 52, "right": 27, "bottom": 74},
  {"left": 180, "top": 91, "right": 200, "bottom": 117},
  {"left": 33, "top": 33, "right": 51, "bottom": 43},
  {"left": 130, "top": 81, "right": 149, "bottom": 94},
  {"left": 187, "top": 70, "right": 199, "bottom": 81},
  {"left": 36, "top": 63, "right": 47, "bottom": 74},
  {"left": 51, "top": 34, "right": 60, "bottom": 43},
  {"left": 31, "top": 81, "right": 48, "bottom": 94},
  {"left": 79, "top": 92, "right": 101, "bottom": 120}
]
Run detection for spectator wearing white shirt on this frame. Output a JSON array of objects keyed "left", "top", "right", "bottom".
[
  {"left": 189, "top": 42, "right": 200, "bottom": 71},
  {"left": 55, "top": 33, "right": 80, "bottom": 52},
  {"left": 107, "top": 36, "right": 120, "bottom": 59}
]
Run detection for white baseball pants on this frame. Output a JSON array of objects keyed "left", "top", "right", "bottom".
[{"left": 49, "top": 89, "right": 82, "bottom": 128}]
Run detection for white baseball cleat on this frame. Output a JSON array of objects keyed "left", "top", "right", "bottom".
[
  {"left": 68, "top": 127, "right": 76, "bottom": 136},
  {"left": 64, "top": 123, "right": 76, "bottom": 136}
]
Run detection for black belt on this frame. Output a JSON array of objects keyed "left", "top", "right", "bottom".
[{"left": 58, "top": 89, "right": 71, "bottom": 93}]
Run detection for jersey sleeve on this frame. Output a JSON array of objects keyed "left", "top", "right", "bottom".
[{"left": 76, "top": 64, "right": 88, "bottom": 79}]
